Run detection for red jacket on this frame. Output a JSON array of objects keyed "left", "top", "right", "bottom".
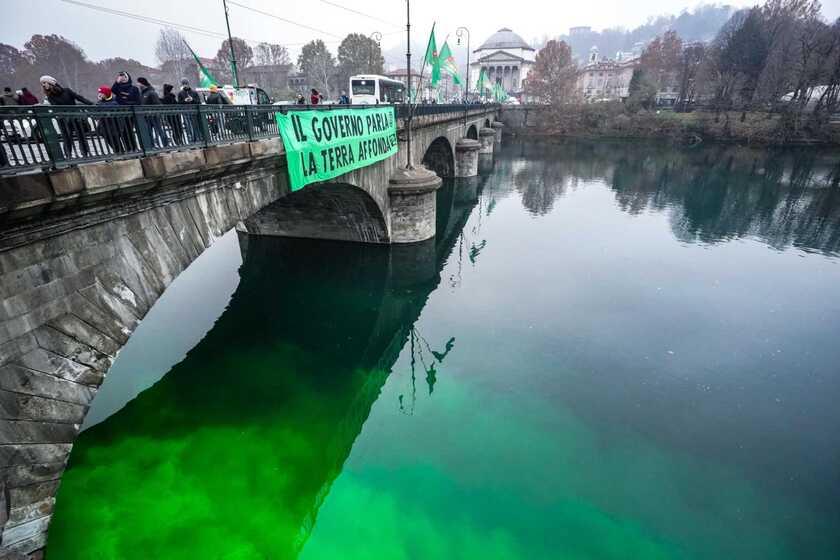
[{"left": 310, "top": 94, "right": 321, "bottom": 104}]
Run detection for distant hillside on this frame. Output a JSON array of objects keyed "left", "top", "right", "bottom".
[
  {"left": 550, "top": 4, "right": 737, "bottom": 61},
  {"left": 380, "top": 4, "right": 736, "bottom": 73}
]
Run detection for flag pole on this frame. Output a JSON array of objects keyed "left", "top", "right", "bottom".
[
  {"left": 414, "top": 22, "right": 435, "bottom": 109},
  {"left": 405, "top": 0, "right": 413, "bottom": 169},
  {"left": 222, "top": 0, "right": 239, "bottom": 87}
]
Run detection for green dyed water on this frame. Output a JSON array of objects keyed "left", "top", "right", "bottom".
[{"left": 49, "top": 139, "right": 840, "bottom": 559}]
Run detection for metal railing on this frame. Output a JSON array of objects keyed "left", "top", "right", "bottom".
[
  {"left": 398, "top": 103, "right": 499, "bottom": 119},
  {"left": 0, "top": 103, "right": 498, "bottom": 175}
]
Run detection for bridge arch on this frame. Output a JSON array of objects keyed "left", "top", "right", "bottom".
[
  {"left": 241, "top": 182, "right": 389, "bottom": 244},
  {"left": 466, "top": 125, "right": 479, "bottom": 140},
  {"left": 422, "top": 137, "right": 455, "bottom": 179}
]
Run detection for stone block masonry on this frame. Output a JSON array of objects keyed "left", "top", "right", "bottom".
[{"left": 0, "top": 139, "right": 287, "bottom": 558}]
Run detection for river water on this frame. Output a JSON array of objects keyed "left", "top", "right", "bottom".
[{"left": 49, "top": 139, "right": 840, "bottom": 559}]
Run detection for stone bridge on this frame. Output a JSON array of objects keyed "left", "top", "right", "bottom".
[{"left": 0, "top": 105, "right": 501, "bottom": 558}]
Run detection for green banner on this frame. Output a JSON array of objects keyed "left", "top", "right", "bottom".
[{"left": 276, "top": 107, "right": 399, "bottom": 192}]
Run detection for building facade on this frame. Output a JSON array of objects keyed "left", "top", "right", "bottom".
[
  {"left": 470, "top": 28, "right": 536, "bottom": 97},
  {"left": 577, "top": 48, "right": 637, "bottom": 102},
  {"left": 576, "top": 45, "right": 682, "bottom": 105}
]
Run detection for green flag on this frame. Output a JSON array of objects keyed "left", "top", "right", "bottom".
[
  {"left": 492, "top": 82, "right": 508, "bottom": 102},
  {"left": 438, "top": 41, "right": 462, "bottom": 86},
  {"left": 424, "top": 23, "right": 440, "bottom": 87},
  {"left": 184, "top": 40, "right": 218, "bottom": 88},
  {"left": 476, "top": 68, "right": 491, "bottom": 97}
]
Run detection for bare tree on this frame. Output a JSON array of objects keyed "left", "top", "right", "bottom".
[
  {"left": 677, "top": 42, "right": 706, "bottom": 107},
  {"left": 813, "top": 19, "right": 840, "bottom": 116},
  {"left": 254, "top": 43, "right": 291, "bottom": 67},
  {"left": 155, "top": 28, "right": 192, "bottom": 82},
  {"left": 639, "top": 30, "right": 683, "bottom": 93},
  {"left": 524, "top": 40, "right": 577, "bottom": 105},
  {"left": 24, "top": 34, "right": 91, "bottom": 90},
  {"left": 298, "top": 40, "right": 336, "bottom": 98}
]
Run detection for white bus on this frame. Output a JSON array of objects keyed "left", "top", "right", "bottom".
[{"left": 349, "top": 75, "right": 406, "bottom": 105}]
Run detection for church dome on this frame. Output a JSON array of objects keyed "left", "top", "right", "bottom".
[{"left": 475, "top": 28, "right": 534, "bottom": 52}]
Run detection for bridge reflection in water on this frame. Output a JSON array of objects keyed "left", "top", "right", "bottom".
[{"left": 46, "top": 177, "right": 487, "bottom": 559}]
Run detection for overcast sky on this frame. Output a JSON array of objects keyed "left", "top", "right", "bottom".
[{"left": 3, "top": 0, "right": 839, "bottom": 67}]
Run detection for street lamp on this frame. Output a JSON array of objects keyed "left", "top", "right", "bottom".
[
  {"left": 222, "top": 0, "right": 239, "bottom": 87},
  {"left": 405, "top": 0, "right": 413, "bottom": 169},
  {"left": 456, "top": 27, "right": 470, "bottom": 102},
  {"left": 369, "top": 31, "right": 382, "bottom": 74}
]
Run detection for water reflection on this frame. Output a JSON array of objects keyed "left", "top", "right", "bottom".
[
  {"left": 506, "top": 139, "right": 840, "bottom": 254},
  {"left": 49, "top": 183, "right": 480, "bottom": 559}
]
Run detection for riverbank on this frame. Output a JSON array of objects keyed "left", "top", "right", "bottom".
[{"left": 500, "top": 104, "right": 840, "bottom": 146}]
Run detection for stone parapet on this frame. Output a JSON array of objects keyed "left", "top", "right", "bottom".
[{"left": 0, "top": 137, "right": 286, "bottom": 228}]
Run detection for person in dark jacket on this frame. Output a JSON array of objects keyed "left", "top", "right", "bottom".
[
  {"left": 205, "top": 84, "right": 230, "bottom": 105},
  {"left": 296, "top": 94, "right": 306, "bottom": 105},
  {"left": 95, "top": 85, "right": 124, "bottom": 154},
  {"left": 112, "top": 72, "right": 140, "bottom": 106},
  {"left": 1, "top": 87, "right": 18, "bottom": 105},
  {"left": 177, "top": 79, "right": 201, "bottom": 142},
  {"left": 111, "top": 72, "right": 139, "bottom": 149},
  {"left": 18, "top": 88, "right": 38, "bottom": 105},
  {"left": 40, "top": 75, "right": 93, "bottom": 158},
  {"left": 338, "top": 90, "right": 350, "bottom": 104},
  {"left": 204, "top": 85, "right": 230, "bottom": 135},
  {"left": 137, "top": 77, "right": 168, "bottom": 147},
  {"left": 177, "top": 79, "right": 200, "bottom": 104},
  {"left": 161, "top": 84, "right": 184, "bottom": 145}
]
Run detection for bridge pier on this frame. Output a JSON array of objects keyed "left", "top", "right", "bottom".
[
  {"left": 454, "top": 139, "right": 481, "bottom": 204},
  {"left": 492, "top": 122, "right": 505, "bottom": 145},
  {"left": 455, "top": 139, "right": 480, "bottom": 178},
  {"left": 387, "top": 167, "right": 442, "bottom": 244},
  {"left": 478, "top": 128, "right": 496, "bottom": 175}
]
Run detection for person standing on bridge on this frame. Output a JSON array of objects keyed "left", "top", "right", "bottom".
[
  {"left": 178, "top": 79, "right": 201, "bottom": 143},
  {"left": 18, "top": 88, "right": 39, "bottom": 105},
  {"left": 205, "top": 85, "right": 230, "bottom": 136},
  {"left": 40, "top": 75, "right": 93, "bottom": 158},
  {"left": 296, "top": 93, "right": 306, "bottom": 105},
  {"left": 1, "top": 87, "right": 18, "bottom": 105},
  {"left": 205, "top": 84, "right": 230, "bottom": 105},
  {"left": 338, "top": 90, "right": 350, "bottom": 104},
  {"left": 95, "top": 85, "right": 124, "bottom": 154},
  {"left": 137, "top": 77, "right": 169, "bottom": 148},
  {"left": 161, "top": 84, "right": 184, "bottom": 145},
  {"left": 310, "top": 88, "right": 322, "bottom": 105},
  {"left": 112, "top": 72, "right": 140, "bottom": 106},
  {"left": 112, "top": 72, "right": 140, "bottom": 151}
]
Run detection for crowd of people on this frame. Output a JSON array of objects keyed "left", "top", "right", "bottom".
[
  {"left": 1, "top": 87, "right": 40, "bottom": 106},
  {"left": 2, "top": 72, "right": 488, "bottom": 167},
  {"left": 0, "top": 72, "right": 239, "bottom": 164}
]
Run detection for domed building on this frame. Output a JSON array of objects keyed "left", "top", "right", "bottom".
[{"left": 470, "top": 28, "right": 535, "bottom": 97}]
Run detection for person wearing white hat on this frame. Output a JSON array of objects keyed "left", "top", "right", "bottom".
[{"left": 39, "top": 75, "right": 93, "bottom": 158}]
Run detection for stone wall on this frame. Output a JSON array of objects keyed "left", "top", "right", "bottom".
[
  {"left": 0, "top": 142, "right": 286, "bottom": 558},
  {"left": 498, "top": 105, "right": 546, "bottom": 133}
]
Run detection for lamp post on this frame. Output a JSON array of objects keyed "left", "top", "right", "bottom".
[
  {"left": 369, "top": 31, "right": 382, "bottom": 74},
  {"left": 456, "top": 27, "right": 470, "bottom": 102},
  {"left": 222, "top": 0, "right": 239, "bottom": 87},
  {"left": 405, "top": 0, "right": 413, "bottom": 169}
]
